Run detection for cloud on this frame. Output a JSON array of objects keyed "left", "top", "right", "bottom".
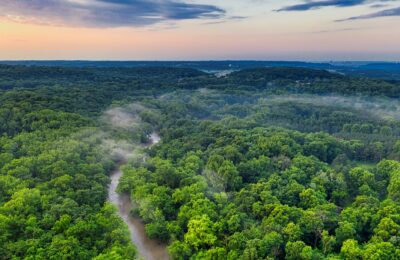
[
  {"left": 276, "top": 0, "right": 397, "bottom": 12},
  {"left": 0, "top": 0, "right": 225, "bottom": 27},
  {"left": 369, "top": 3, "right": 390, "bottom": 8},
  {"left": 309, "top": 27, "right": 364, "bottom": 33},
  {"left": 202, "top": 15, "right": 247, "bottom": 25},
  {"left": 337, "top": 6, "right": 400, "bottom": 21},
  {"left": 276, "top": 0, "right": 400, "bottom": 21},
  {"left": 277, "top": 0, "right": 368, "bottom": 11}
]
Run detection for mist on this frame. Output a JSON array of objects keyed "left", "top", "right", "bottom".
[
  {"left": 94, "top": 102, "right": 159, "bottom": 164},
  {"left": 102, "top": 103, "right": 147, "bottom": 130},
  {"left": 261, "top": 94, "right": 400, "bottom": 121}
]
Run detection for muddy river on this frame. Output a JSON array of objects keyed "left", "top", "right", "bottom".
[{"left": 108, "top": 133, "right": 169, "bottom": 260}]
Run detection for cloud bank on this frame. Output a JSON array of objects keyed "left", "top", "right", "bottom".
[
  {"left": 277, "top": 0, "right": 397, "bottom": 12},
  {"left": 276, "top": 0, "right": 400, "bottom": 21},
  {"left": 337, "top": 6, "right": 400, "bottom": 20},
  {"left": 277, "top": 0, "right": 368, "bottom": 11},
  {"left": 0, "top": 0, "right": 225, "bottom": 27}
]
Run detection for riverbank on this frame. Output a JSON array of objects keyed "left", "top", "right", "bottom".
[{"left": 107, "top": 133, "right": 169, "bottom": 260}]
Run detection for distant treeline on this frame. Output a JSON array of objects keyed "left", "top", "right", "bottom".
[
  {"left": 1, "top": 60, "right": 399, "bottom": 79},
  {"left": 1, "top": 65, "right": 399, "bottom": 97}
]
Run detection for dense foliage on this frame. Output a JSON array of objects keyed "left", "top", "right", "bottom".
[
  {"left": 0, "top": 75, "right": 139, "bottom": 259},
  {"left": 119, "top": 90, "right": 400, "bottom": 259},
  {"left": 227, "top": 68, "right": 400, "bottom": 97},
  {"left": 122, "top": 125, "right": 400, "bottom": 259},
  {"left": 1, "top": 65, "right": 400, "bottom": 259}
]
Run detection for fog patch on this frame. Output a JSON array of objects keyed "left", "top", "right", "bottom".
[
  {"left": 262, "top": 94, "right": 400, "bottom": 121},
  {"left": 102, "top": 103, "right": 146, "bottom": 130},
  {"left": 197, "top": 88, "right": 213, "bottom": 94},
  {"left": 99, "top": 102, "right": 161, "bottom": 164},
  {"left": 102, "top": 139, "right": 144, "bottom": 163},
  {"left": 202, "top": 70, "right": 235, "bottom": 78}
]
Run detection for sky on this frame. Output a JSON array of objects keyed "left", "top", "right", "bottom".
[{"left": 0, "top": 0, "right": 399, "bottom": 61}]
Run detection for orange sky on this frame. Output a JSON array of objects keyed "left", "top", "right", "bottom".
[{"left": 0, "top": 1, "right": 399, "bottom": 60}]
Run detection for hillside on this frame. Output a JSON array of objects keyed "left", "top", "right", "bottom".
[{"left": 0, "top": 65, "right": 400, "bottom": 259}]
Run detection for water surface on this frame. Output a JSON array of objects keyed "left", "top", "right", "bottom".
[{"left": 108, "top": 133, "right": 169, "bottom": 260}]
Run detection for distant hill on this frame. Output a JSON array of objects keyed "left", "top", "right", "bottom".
[
  {"left": 1, "top": 64, "right": 399, "bottom": 97},
  {"left": 1, "top": 60, "right": 399, "bottom": 80},
  {"left": 224, "top": 67, "right": 400, "bottom": 97},
  {"left": 229, "top": 67, "right": 342, "bottom": 81}
]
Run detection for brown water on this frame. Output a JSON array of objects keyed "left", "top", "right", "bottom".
[{"left": 108, "top": 133, "right": 169, "bottom": 260}]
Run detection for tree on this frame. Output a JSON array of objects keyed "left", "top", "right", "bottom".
[
  {"left": 340, "top": 239, "right": 362, "bottom": 260},
  {"left": 285, "top": 241, "right": 313, "bottom": 260},
  {"left": 299, "top": 188, "right": 324, "bottom": 209},
  {"left": 320, "top": 230, "right": 335, "bottom": 256},
  {"left": 184, "top": 215, "right": 217, "bottom": 250},
  {"left": 336, "top": 221, "right": 357, "bottom": 245},
  {"left": 373, "top": 217, "right": 400, "bottom": 242},
  {"left": 388, "top": 170, "right": 400, "bottom": 202},
  {"left": 205, "top": 156, "right": 242, "bottom": 192},
  {"left": 168, "top": 241, "right": 192, "bottom": 260},
  {"left": 192, "top": 247, "right": 227, "bottom": 260},
  {"left": 363, "top": 241, "right": 397, "bottom": 260},
  {"left": 283, "top": 222, "right": 303, "bottom": 242},
  {"left": 263, "top": 231, "right": 284, "bottom": 258}
]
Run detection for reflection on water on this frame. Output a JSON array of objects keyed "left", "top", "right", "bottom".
[{"left": 108, "top": 133, "right": 169, "bottom": 260}]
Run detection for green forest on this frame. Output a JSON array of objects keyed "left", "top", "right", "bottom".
[{"left": 1, "top": 65, "right": 400, "bottom": 259}]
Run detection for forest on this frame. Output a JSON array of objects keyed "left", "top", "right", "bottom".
[{"left": 1, "top": 64, "right": 400, "bottom": 259}]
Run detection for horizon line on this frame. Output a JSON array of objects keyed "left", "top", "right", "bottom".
[{"left": 0, "top": 59, "right": 399, "bottom": 63}]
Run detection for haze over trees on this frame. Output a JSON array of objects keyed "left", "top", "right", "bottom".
[{"left": 1, "top": 65, "right": 400, "bottom": 259}]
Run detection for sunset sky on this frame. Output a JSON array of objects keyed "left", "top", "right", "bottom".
[{"left": 0, "top": 0, "right": 399, "bottom": 61}]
